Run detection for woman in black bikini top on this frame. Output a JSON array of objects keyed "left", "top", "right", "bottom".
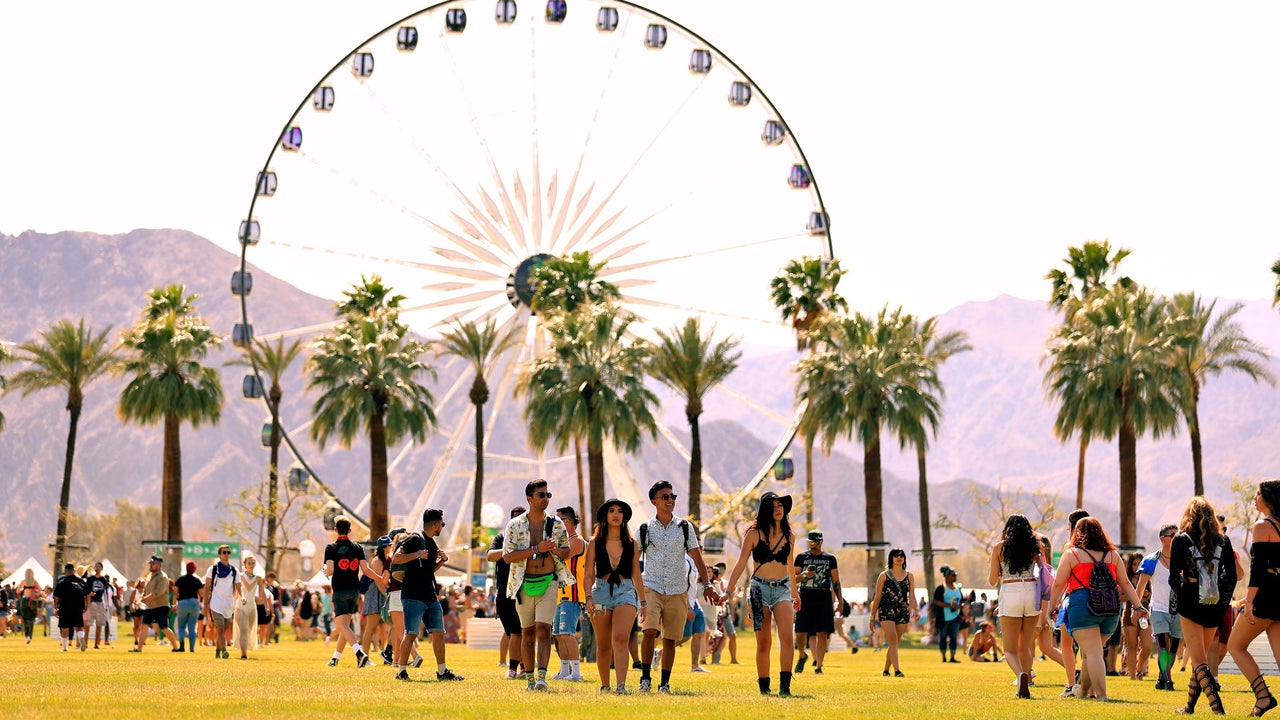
[
  {"left": 1227, "top": 479, "right": 1280, "bottom": 717},
  {"left": 583, "top": 499, "right": 646, "bottom": 695}
]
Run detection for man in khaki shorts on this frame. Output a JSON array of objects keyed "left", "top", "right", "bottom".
[{"left": 638, "top": 480, "right": 714, "bottom": 694}]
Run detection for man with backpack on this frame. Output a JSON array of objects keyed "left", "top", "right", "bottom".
[
  {"left": 203, "top": 546, "right": 241, "bottom": 658},
  {"left": 502, "top": 479, "right": 575, "bottom": 691},
  {"left": 638, "top": 480, "right": 714, "bottom": 694},
  {"left": 391, "top": 508, "right": 464, "bottom": 682}
]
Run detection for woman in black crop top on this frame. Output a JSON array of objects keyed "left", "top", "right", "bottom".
[
  {"left": 583, "top": 499, "right": 645, "bottom": 694},
  {"left": 724, "top": 491, "right": 799, "bottom": 697},
  {"left": 1228, "top": 479, "right": 1280, "bottom": 717}
]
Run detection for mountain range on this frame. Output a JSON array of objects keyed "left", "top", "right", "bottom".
[{"left": 2, "top": 229, "right": 1278, "bottom": 579}]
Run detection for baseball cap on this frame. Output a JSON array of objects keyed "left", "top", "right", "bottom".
[
  {"left": 149, "top": 555, "right": 163, "bottom": 564},
  {"left": 808, "top": 530, "right": 823, "bottom": 543}
]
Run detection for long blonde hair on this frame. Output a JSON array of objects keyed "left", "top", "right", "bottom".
[
  {"left": 23, "top": 568, "right": 35, "bottom": 585},
  {"left": 1179, "top": 496, "right": 1222, "bottom": 552}
]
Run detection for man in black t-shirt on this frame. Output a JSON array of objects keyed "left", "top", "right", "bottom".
[
  {"left": 53, "top": 563, "right": 89, "bottom": 652},
  {"left": 86, "top": 562, "right": 112, "bottom": 649},
  {"left": 391, "top": 508, "right": 463, "bottom": 682},
  {"left": 487, "top": 505, "right": 527, "bottom": 679},
  {"left": 323, "top": 516, "right": 377, "bottom": 668},
  {"left": 793, "top": 531, "right": 840, "bottom": 674}
]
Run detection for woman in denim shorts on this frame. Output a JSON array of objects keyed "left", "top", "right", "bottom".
[
  {"left": 584, "top": 499, "right": 645, "bottom": 695},
  {"left": 724, "top": 491, "right": 799, "bottom": 697}
]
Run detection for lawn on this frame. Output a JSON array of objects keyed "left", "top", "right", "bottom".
[{"left": 1, "top": 628, "right": 1266, "bottom": 719}]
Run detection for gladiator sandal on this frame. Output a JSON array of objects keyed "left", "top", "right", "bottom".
[
  {"left": 1196, "top": 664, "right": 1225, "bottom": 715},
  {"left": 1178, "top": 670, "right": 1202, "bottom": 715},
  {"left": 1251, "top": 675, "right": 1278, "bottom": 717}
]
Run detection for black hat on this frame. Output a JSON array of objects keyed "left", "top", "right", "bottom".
[
  {"left": 596, "top": 498, "right": 633, "bottom": 526},
  {"left": 758, "top": 491, "right": 793, "bottom": 515},
  {"left": 149, "top": 555, "right": 163, "bottom": 564},
  {"left": 808, "top": 530, "right": 824, "bottom": 543}
]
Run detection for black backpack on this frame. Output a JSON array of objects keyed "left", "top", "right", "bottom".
[
  {"left": 639, "top": 520, "right": 690, "bottom": 554},
  {"left": 1083, "top": 549, "right": 1121, "bottom": 616}
]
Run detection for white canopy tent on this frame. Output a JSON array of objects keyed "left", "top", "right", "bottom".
[
  {"left": 98, "top": 559, "right": 130, "bottom": 586},
  {"left": 5, "top": 557, "right": 53, "bottom": 588}
]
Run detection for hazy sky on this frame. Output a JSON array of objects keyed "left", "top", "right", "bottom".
[{"left": 3, "top": 1, "right": 1278, "bottom": 318}]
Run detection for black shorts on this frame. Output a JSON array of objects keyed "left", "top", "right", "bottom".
[
  {"left": 142, "top": 607, "right": 170, "bottom": 626},
  {"left": 497, "top": 597, "right": 522, "bottom": 635},
  {"left": 332, "top": 589, "right": 360, "bottom": 617},
  {"left": 256, "top": 605, "right": 273, "bottom": 625},
  {"left": 58, "top": 611, "right": 84, "bottom": 630},
  {"left": 795, "top": 596, "right": 835, "bottom": 634}
]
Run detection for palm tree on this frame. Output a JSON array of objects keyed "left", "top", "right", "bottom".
[
  {"left": 520, "top": 304, "right": 658, "bottom": 517},
  {"left": 1166, "top": 292, "right": 1275, "bottom": 496},
  {"left": 892, "top": 317, "right": 971, "bottom": 588},
  {"left": 117, "top": 286, "right": 224, "bottom": 564},
  {"left": 308, "top": 280, "right": 437, "bottom": 538},
  {"left": 797, "top": 306, "right": 932, "bottom": 590},
  {"left": 529, "top": 251, "right": 621, "bottom": 317},
  {"left": 770, "top": 256, "right": 848, "bottom": 525},
  {"left": 1272, "top": 258, "right": 1280, "bottom": 308},
  {"left": 0, "top": 342, "right": 10, "bottom": 433},
  {"left": 225, "top": 336, "right": 305, "bottom": 574},
  {"left": 1043, "top": 284, "right": 1183, "bottom": 545},
  {"left": 9, "top": 320, "right": 117, "bottom": 574},
  {"left": 1044, "top": 239, "right": 1133, "bottom": 508},
  {"left": 436, "top": 318, "right": 520, "bottom": 545},
  {"left": 649, "top": 317, "right": 742, "bottom": 525}
]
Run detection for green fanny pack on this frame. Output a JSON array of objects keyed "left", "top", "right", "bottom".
[{"left": 523, "top": 573, "right": 554, "bottom": 597}]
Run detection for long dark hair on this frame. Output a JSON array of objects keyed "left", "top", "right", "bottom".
[
  {"left": 885, "top": 548, "right": 907, "bottom": 570},
  {"left": 592, "top": 508, "right": 635, "bottom": 556},
  {"left": 1260, "top": 479, "right": 1280, "bottom": 520},
  {"left": 754, "top": 495, "right": 793, "bottom": 548},
  {"left": 999, "top": 514, "right": 1038, "bottom": 575}
]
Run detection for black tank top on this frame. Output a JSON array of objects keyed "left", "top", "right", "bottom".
[
  {"left": 751, "top": 529, "right": 791, "bottom": 566},
  {"left": 594, "top": 535, "right": 635, "bottom": 587}
]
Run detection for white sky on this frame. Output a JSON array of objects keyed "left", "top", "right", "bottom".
[{"left": 2, "top": 1, "right": 1278, "bottom": 318}]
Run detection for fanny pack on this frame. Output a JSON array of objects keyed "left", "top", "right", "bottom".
[{"left": 523, "top": 573, "right": 554, "bottom": 597}]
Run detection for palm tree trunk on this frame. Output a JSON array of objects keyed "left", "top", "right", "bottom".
[
  {"left": 370, "top": 409, "right": 389, "bottom": 538},
  {"left": 1118, "top": 410, "right": 1137, "bottom": 547},
  {"left": 163, "top": 412, "right": 183, "bottom": 568},
  {"left": 688, "top": 409, "right": 702, "bottom": 525},
  {"left": 54, "top": 402, "right": 81, "bottom": 574},
  {"left": 864, "top": 429, "right": 885, "bottom": 593},
  {"left": 472, "top": 400, "right": 485, "bottom": 548},
  {"left": 266, "top": 395, "right": 281, "bottom": 575},
  {"left": 1076, "top": 437, "right": 1088, "bottom": 510},
  {"left": 1189, "top": 393, "right": 1204, "bottom": 497},
  {"left": 805, "top": 433, "right": 815, "bottom": 526},
  {"left": 587, "top": 435, "right": 606, "bottom": 520},
  {"left": 574, "top": 435, "right": 586, "bottom": 532},
  {"left": 916, "top": 446, "right": 935, "bottom": 593}
]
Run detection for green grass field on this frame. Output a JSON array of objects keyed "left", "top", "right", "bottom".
[{"left": 1, "top": 628, "right": 1268, "bottom": 719}]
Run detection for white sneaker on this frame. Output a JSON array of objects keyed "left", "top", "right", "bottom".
[
  {"left": 567, "top": 672, "right": 586, "bottom": 682},
  {"left": 505, "top": 669, "right": 518, "bottom": 680},
  {"left": 533, "top": 678, "right": 550, "bottom": 691},
  {"left": 691, "top": 666, "right": 711, "bottom": 673},
  {"left": 552, "top": 668, "right": 569, "bottom": 680}
]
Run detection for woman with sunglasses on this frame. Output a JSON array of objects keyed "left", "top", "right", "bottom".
[
  {"left": 868, "top": 547, "right": 914, "bottom": 678},
  {"left": 725, "top": 491, "right": 798, "bottom": 696}
]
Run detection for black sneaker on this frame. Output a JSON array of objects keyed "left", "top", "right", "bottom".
[
  {"left": 356, "top": 651, "right": 370, "bottom": 668},
  {"left": 326, "top": 658, "right": 339, "bottom": 667},
  {"left": 814, "top": 667, "right": 823, "bottom": 675},
  {"left": 381, "top": 647, "right": 394, "bottom": 665},
  {"left": 437, "top": 669, "right": 464, "bottom": 681},
  {"left": 794, "top": 655, "right": 808, "bottom": 674},
  {"left": 395, "top": 670, "right": 410, "bottom": 681}
]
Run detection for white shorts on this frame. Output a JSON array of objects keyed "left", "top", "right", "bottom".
[
  {"left": 998, "top": 581, "right": 1040, "bottom": 618},
  {"left": 387, "top": 590, "right": 403, "bottom": 614}
]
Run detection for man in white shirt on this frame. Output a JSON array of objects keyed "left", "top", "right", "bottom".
[
  {"left": 1135, "top": 525, "right": 1181, "bottom": 692},
  {"left": 202, "top": 545, "right": 242, "bottom": 659}
]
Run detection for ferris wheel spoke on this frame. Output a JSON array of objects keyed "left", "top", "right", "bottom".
[
  {"left": 652, "top": 422, "right": 725, "bottom": 496},
  {"left": 602, "top": 231, "right": 812, "bottom": 278},
  {"left": 621, "top": 295, "right": 784, "bottom": 330}
]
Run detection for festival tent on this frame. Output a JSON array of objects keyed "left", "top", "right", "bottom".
[
  {"left": 98, "top": 559, "right": 130, "bottom": 586},
  {"left": 5, "top": 557, "right": 53, "bottom": 588}
]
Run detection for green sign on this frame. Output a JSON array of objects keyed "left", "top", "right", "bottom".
[{"left": 182, "top": 541, "right": 241, "bottom": 562}]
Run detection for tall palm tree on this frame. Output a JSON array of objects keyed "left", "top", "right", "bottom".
[
  {"left": 225, "top": 336, "right": 305, "bottom": 574},
  {"left": 9, "top": 319, "right": 117, "bottom": 574},
  {"left": 770, "top": 256, "right": 848, "bottom": 525},
  {"left": 529, "top": 251, "right": 621, "bottom": 317},
  {"left": 308, "top": 280, "right": 436, "bottom": 538},
  {"left": 1043, "top": 284, "right": 1183, "bottom": 544},
  {"left": 649, "top": 317, "right": 742, "bottom": 525},
  {"left": 1166, "top": 292, "right": 1275, "bottom": 496},
  {"left": 520, "top": 304, "right": 658, "bottom": 516},
  {"left": 1044, "top": 239, "right": 1133, "bottom": 508},
  {"left": 118, "top": 286, "right": 224, "bottom": 564},
  {"left": 892, "top": 317, "right": 971, "bottom": 588},
  {"left": 797, "top": 306, "right": 932, "bottom": 590},
  {"left": 0, "top": 342, "right": 10, "bottom": 433},
  {"left": 437, "top": 318, "right": 520, "bottom": 545}
]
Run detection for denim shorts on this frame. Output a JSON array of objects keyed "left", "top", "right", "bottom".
[
  {"left": 402, "top": 597, "right": 443, "bottom": 635},
  {"left": 1065, "top": 589, "right": 1120, "bottom": 637},
  {"left": 749, "top": 576, "right": 793, "bottom": 632},
  {"left": 590, "top": 579, "right": 639, "bottom": 611},
  {"left": 553, "top": 601, "right": 583, "bottom": 636},
  {"left": 682, "top": 603, "right": 707, "bottom": 637},
  {"left": 1150, "top": 610, "right": 1183, "bottom": 639}
]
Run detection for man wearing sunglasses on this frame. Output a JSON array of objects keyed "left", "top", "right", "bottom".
[
  {"left": 1135, "top": 524, "right": 1182, "bottom": 692},
  {"left": 203, "top": 546, "right": 241, "bottom": 658},
  {"left": 638, "top": 480, "right": 714, "bottom": 695},
  {"left": 503, "top": 479, "right": 575, "bottom": 691}
]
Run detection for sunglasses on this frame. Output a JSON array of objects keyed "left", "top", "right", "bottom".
[
  {"left": 1160, "top": 533, "right": 1175, "bottom": 539},
  {"left": 658, "top": 493, "right": 677, "bottom": 501},
  {"left": 219, "top": 551, "right": 231, "bottom": 556},
  {"left": 535, "top": 491, "right": 552, "bottom": 499}
]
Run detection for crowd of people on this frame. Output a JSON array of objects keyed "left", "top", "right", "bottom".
[{"left": 13, "top": 477, "right": 1280, "bottom": 712}]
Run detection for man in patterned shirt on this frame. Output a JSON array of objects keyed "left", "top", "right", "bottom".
[{"left": 638, "top": 480, "right": 714, "bottom": 694}]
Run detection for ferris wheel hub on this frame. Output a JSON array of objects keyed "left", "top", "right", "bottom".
[{"left": 505, "top": 253, "right": 554, "bottom": 310}]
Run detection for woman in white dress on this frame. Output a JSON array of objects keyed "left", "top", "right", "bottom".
[{"left": 233, "top": 556, "right": 264, "bottom": 659}]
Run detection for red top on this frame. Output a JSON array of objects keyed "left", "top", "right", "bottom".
[{"left": 1065, "top": 548, "right": 1117, "bottom": 593}]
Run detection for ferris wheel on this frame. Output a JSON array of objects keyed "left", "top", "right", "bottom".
[{"left": 233, "top": 0, "right": 836, "bottom": 547}]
